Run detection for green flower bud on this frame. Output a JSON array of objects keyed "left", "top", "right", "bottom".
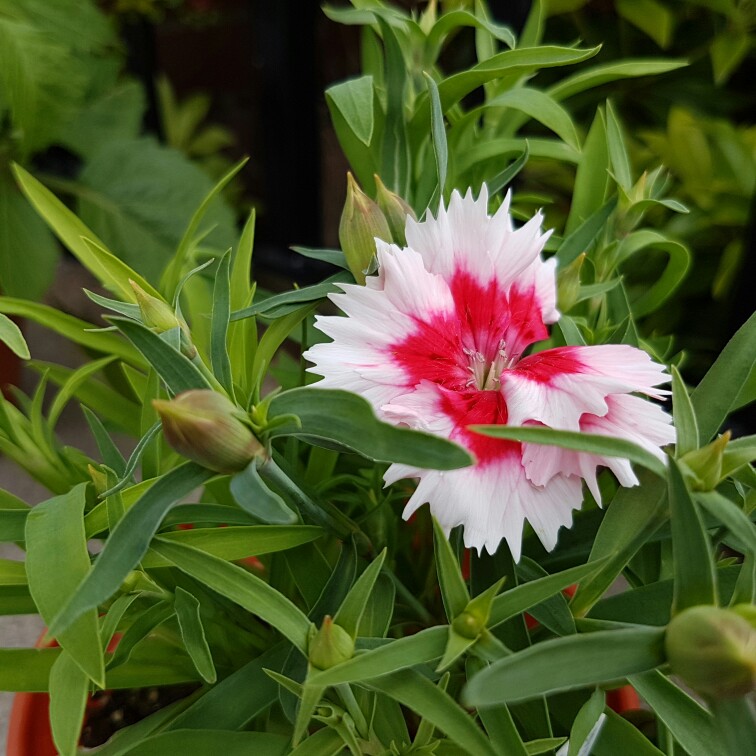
[
  {"left": 87, "top": 464, "right": 108, "bottom": 496},
  {"left": 665, "top": 605, "right": 756, "bottom": 699},
  {"left": 374, "top": 174, "right": 416, "bottom": 246},
  {"left": 130, "top": 279, "right": 196, "bottom": 358},
  {"left": 680, "top": 431, "right": 730, "bottom": 491},
  {"left": 452, "top": 610, "right": 485, "bottom": 640},
  {"left": 130, "top": 279, "right": 181, "bottom": 332},
  {"left": 153, "top": 390, "right": 265, "bottom": 474},
  {"left": 556, "top": 253, "right": 585, "bottom": 313},
  {"left": 308, "top": 616, "right": 355, "bottom": 670},
  {"left": 339, "top": 173, "right": 391, "bottom": 285},
  {"left": 731, "top": 603, "right": 756, "bottom": 630}
]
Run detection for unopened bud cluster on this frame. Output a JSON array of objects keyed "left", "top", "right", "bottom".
[{"left": 339, "top": 173, "right": 416, "bottom": 284}]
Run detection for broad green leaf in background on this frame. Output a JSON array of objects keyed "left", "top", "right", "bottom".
[
  {"left": 0, "top": 298, "right": 143, "bottom": 367},
  {"left": 547, "top": 59, "right": 688, "bottom": 103},
  {"left": 0, "top": 312, "right": 30, "bottom": 359},
  {"left": 11, "top": 164, "right": 160, "bottom": 301},
  {"left": 325, "top": 75, "right": 375, "bottom": 147},
  {"left": 463, "top": 627, "right": 665, "bottom": 706},
  {"left": 692, "top": 310, "right": 756, "bottom": 443},
  {"left": 48, "top": 463, "right": 212, "bottom": 637},
  {"left": 490, "top": 88, "right": 580, "bottom": 150},
  {"left": 616, "top": 0, "right": 675, "bottom": 49},
  {"left": 268, "top": 388, "right": 472, "bottom": 470},
  {"left": 0, "top": 175, "right": 58, "bottom": 299}
]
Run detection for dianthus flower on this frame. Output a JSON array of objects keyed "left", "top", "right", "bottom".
[{"left": 305, "top": 187, "right": 674, "bottom": 558}]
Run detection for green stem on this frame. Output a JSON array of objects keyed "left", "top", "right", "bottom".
[{"left": 389, "top": 571, "right": 435, "bottom": 625}]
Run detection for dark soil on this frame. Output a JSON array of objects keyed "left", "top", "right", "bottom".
[{"left": 79, "top": 684, "right": 200, "bottom": 748}]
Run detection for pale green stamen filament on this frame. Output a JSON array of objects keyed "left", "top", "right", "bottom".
[{"left": 464, "top": 340, "right": 514, "bottom": 390}]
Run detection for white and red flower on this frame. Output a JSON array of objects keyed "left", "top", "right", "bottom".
[{"left": 304, "top": 186, "right": 674, "bottom": 558}]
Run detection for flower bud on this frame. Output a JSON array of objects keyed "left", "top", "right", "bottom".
[
  {"left": 339, "top": 173, "right": 391, "bottom": 285},
  {"left": 665, "top": 606, "right": 756, "bottom": 698},
  {"left": 87, "top": 464, "right": 108, "bottom": 496},
  {"left": 680, "top": 431, "right": 730, "bottom": 491},
  {"left": 452, "top": 610, "right": 485, "bottom": 640},
  {"left": 130, "top": 280, "right": 181, "bottom": 332},
  {"left": 557, "top": 253, "right": 585, "bottom": 313},
  {"left": 308, "top": 616, "right": 355, "bottom": 670},
  {"left": 731, "top": 603, "right": 756, "bottom": 630},
  {"left": 374, "top": 174, "right": 416, "bottom": 246},
  {"left": 153, "top": 390, "right": 265, "bottom": 474}
]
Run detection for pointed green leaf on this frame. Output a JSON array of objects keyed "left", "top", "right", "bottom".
[
  {"left": 630, "top": 670, "right": 725, "bottom": 756},
  {"left": 210, "top": 250, "right": 233, "bottom": 394},
  {"left": 671, "top": 366, "right": 698, "bottom": 457},
  {"left": 368, "top": 669, "right": 497, "bottom": 756},
  {"left": 268, "top": 388, "right": 472, "bottom": 470},
  {"left": 425, "top": 72, "right": 448, "bottom": 205},
  {"left": 0, "top": 313, "right": 30, "bottom": 359},
  {"left": 108, "top": 316, "right": 210, "bottom": 394},
  {"left": 464, "top": 627, "right": 665, "bottom": 706},
  {"left": 568, "top": 688, "right": 605, "bottom": 756},
  {"left": 696, "top": 491, "right": 756, "bottom": 556},
  {"left": 692, "top": 311, "right": 756, "bottom": 443},
  {"left": 25, "top": 484, "right": 104, "bottom": 686},
  {"left": 438, "top": 628, "right": 477, "bottom": 671},
  {"left": 334, "top": 548, "right": 387, "bottom": 638},
  {"left": 49, "top": 650, "right": 89, "bottom": 756},
  {"left": 308, "top": 626, "right": 448, "bottom": 686},
  {"left": 151, "top": 538, "right": 311, "bottom": 653},
  {"left": 48, "top": 463, "right": 212, "bottom": 638},
  {"left": 174, "top": 587, "right": 216, "bottom": 683},
  {"left": 668, "top": 457, "right": 717, "bottom": 613},
  {"left": 11, "top": 164, "right": 160, "bottom": 302},
  {"left": 230, "top": 461, "right": 299, "bottom": 524},
  {"left": 325, "top": 75, "right": 375, "bottom": 147},
  {"left": 433, "top": 519, "right": 470, "bottom": 622},
  {"left": 471, "top": 424, "right": 666, "bottom": 477}
]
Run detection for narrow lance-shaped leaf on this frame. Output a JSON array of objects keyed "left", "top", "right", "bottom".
[
  {"left": 25, "top": 484, "right": 105, "bottom": 687},
  {"left": 692, "top": 310, "right": 756, "bottom": 443},
  {"left": 151, "top": 538, "right": 311, "bottom": 653},
  {"left": 668, "top": 457, "right": 717, "bottom": 613},
  {"left": 425, "top": 72, "right": 448, "bottom": 208},
  {"left": 174, "top": 587, "right": 217, "bottom": 684},
  {"left": 433, "top": 518, "right": 469, "bottom": 622},
  {"left": 463, "top": 627, "right": 665, "bottom": 706},
  {"left": 334, "top": 548, "right": 387, "bottom": 638},
  {"left": 268, "top": 387, "right": 472, "bottom": 470},
  {"left": 48, "top": 463, "right": 213, "bottom": 637},
  {"left": 0, "top": 313, "right": 30, "bottom": 359},
  {"left": 230, "top": 461, "right": 299, "bottom": 525},
  {"left": 471, "top": 423, "right": 666, "bottom": 478},
  {"left": 210, "top": 250, "right": 233, "bottom": 394},
  {"left": 671, "top": 366, "right": 698, "bottom": 457}
]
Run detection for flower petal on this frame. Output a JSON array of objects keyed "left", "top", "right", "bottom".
[
  {"left": 394, "top": 455, "right": 583, "bottom": 559},
  {"left": 503, "top": 345, "right": 671, "bottom": 430}
]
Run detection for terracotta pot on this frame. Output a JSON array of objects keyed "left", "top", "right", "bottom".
[{"left": 6, "top": 692, "right": 57, "bottom": 756}]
